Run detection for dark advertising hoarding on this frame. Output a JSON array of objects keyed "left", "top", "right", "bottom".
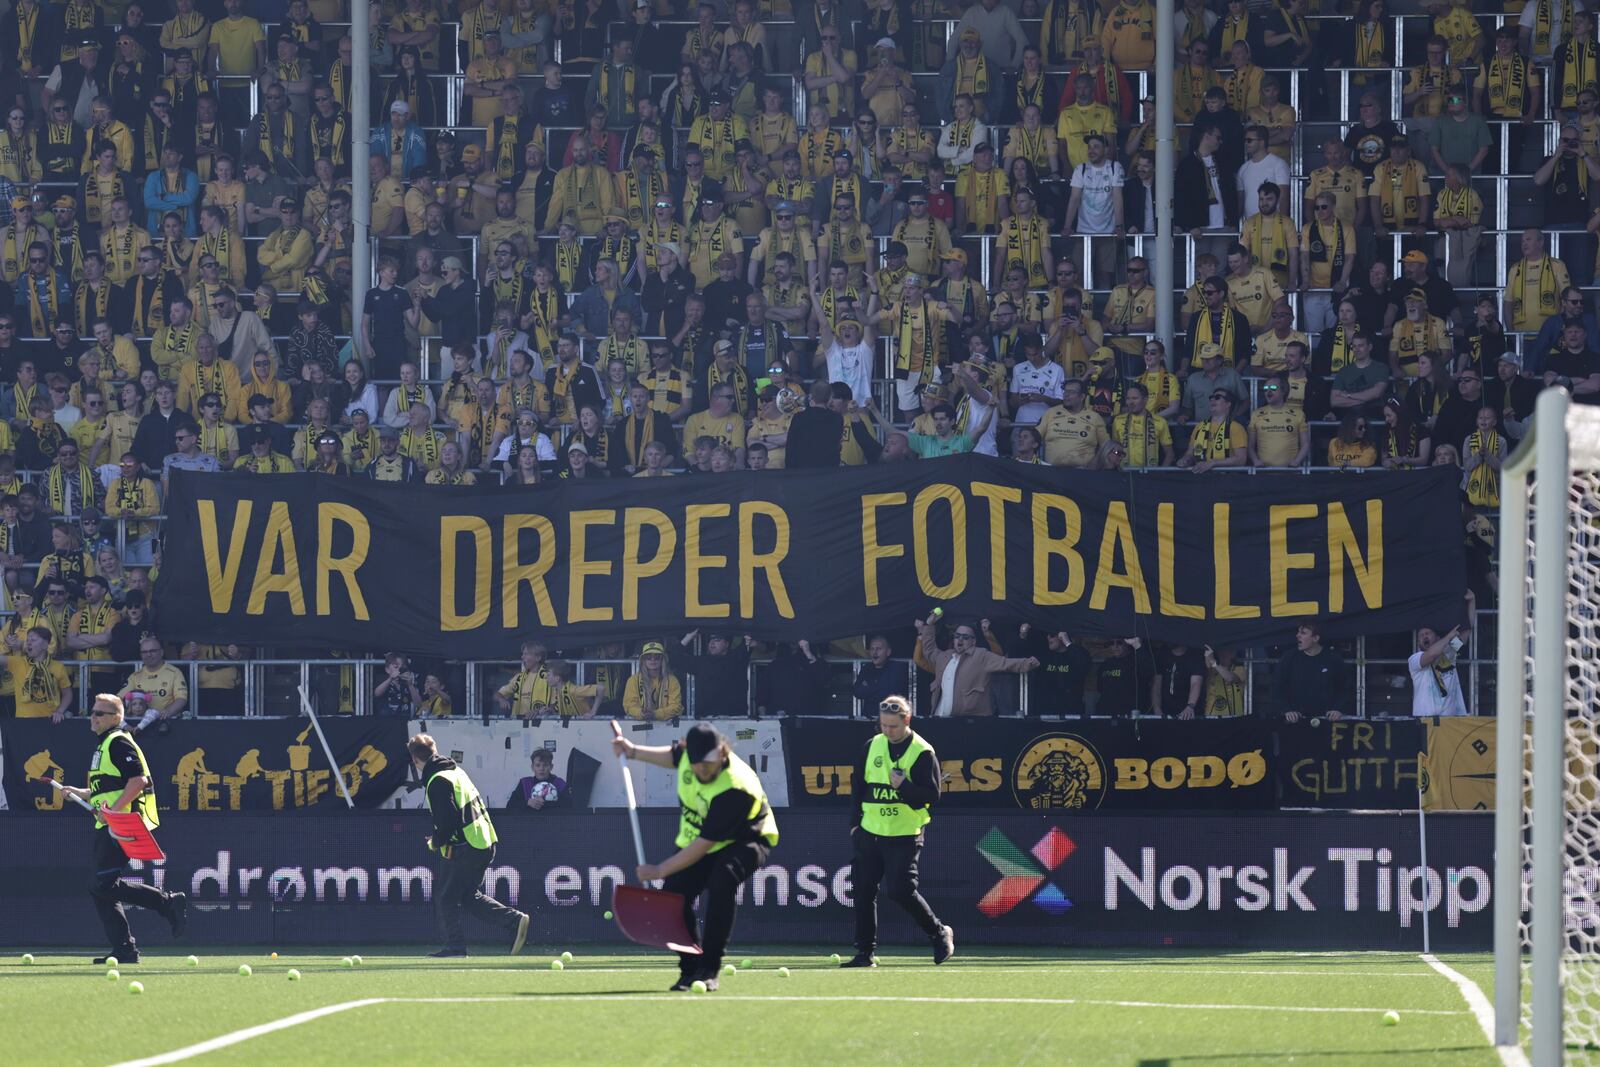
[{"left": 0, "top": 811, "right": 1491, "bottom": 951}]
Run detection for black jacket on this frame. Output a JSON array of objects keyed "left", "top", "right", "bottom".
[
  {"left": 786, "top": 405, "right": 844, "bottom": 468},
  {"left": 1273, "top": 646, "right": 1348, "bottom": 716},
  {"left": 1174, "top": 151, "right": 1239, "bottom": 232},
  {"left": 676, "top": 644, "right": 752, "bottom": 716},
  {"left": 544, "top": 362, "right": 604, "bottom": 421}
]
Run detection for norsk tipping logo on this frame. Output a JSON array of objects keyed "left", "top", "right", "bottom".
[{"left": 975, "top": 826, "right": 1076, "bottom": 917}]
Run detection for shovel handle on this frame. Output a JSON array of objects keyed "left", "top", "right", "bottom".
[{"left": 614, "top": 724, "right": 648, "bottom": 873}]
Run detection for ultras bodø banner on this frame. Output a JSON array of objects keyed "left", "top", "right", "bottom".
[
  {"left": 154, "top": 461, "right": 1466, "bottom": 656},
  {"left": 0, "top": 811, "right": 1493, "bottom": 950}
]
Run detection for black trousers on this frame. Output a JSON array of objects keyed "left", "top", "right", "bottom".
[
  {"left": 90, "top": 826, "right": 171, "bottom": 952},
  {"left": 852, "top": 828, "right": 943, "bottom": 953},
  {"left": 436, "top": 842, "right": 522, "bottom": 949},
  {"left": 661, "top": 840, "right": 769, "bottom": 975}
]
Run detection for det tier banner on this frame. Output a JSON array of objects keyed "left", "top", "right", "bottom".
[
  {"left": 153, "top": 462, "right": 1466, "bottom": 656},
  {"left": 0, "top": 718, "right": 410, "bottom": 813}
]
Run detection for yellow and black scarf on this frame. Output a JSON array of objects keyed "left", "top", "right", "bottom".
[
  {"left": 310, "top": 108, "right": 348, "bottom": 166},
  {"left": 553, "top": 239, "right": 582, "bottom": 291},
  {"left": 196, "top": 229, "right": 238, "bottom": 286},
  {"left": 1192, "top": 419, "right": 1237, "bottom": 461},
  {"left": 254, "top": 110, "right": 295, "bottom": 166},
  {"left": 1041, "top": 0, "right": 1093, "bottom": 63},
  {"left": 73, "top": 281, "right": 111, "bottom": 334},
  {"left": 893, "top": 299, "right": 938, "bottom": 378},
  {"left": 1325, "top": 325, "right": 1355, "bottom": 372},
  {"left": 1485, "top": 54, "right": 1530, "bottom": 116},
  {"left": 1561, "top": 36, "right": 1598, "bottom": 108},
  {"left": 800, "top": 128, "right": 843, "bottom": 179},
  {"left": 1354, "top": 20, "right": 1385, "bottom": 67},
  {"left": 1002, "top": 214, "right": 1049, "bottom": 287},
  {"left": 22, "top": 272, "right": 59, "bottom": 337},
  {"left": 527, "top": 285, "right": 561, "bottom": 353},
  {"left": 494, "top": 114, "right": 521, "bottom": 181},
  {"left": 1465, "top": 429, "right": 1502, "bottom": 506},
  {"left": 954, "top": 54, "right": 989, "bottom": 99},
  {"left": 1533, "top": 0, "right": 1576, "bottom": 56},
  {"left": 1191, "top": 309, "right": 1238, "bottom": 367},
  {"left": 46, "top": 462, "right": 96, "bottom": 515},
  {"left": 11, "top": 1, "right": 38, "bottom": 70}
]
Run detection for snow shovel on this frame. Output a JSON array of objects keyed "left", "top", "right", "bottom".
[
  {"left": 609, "top": 723, "right": 702, "bottom": 955},
  {"left": 29, "top": 775, "right": 167, "bottom": 861}
]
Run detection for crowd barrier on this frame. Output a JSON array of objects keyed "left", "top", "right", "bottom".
[{"left": 0, "top": 808, "right": 1492, "bottom": 950}]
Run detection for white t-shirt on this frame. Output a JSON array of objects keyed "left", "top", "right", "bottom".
[
  {"left": 1520, "top": 1, "right": 1585, "bottom": 57},
  {"left": 1070, "top": 159, "right": 1125, "bottom": 234},
  {"left": 1009, "top": 359, "right": 1065, "bottom": 425},
  {"left": 1408, "top": 650, "right": 1468, "bottom": 716},
  {"left": 491, "top": 432, "right": 558, "bottom": 463},
  {"left": 1201, "top": 154, "right": 1226, "bottom": 229},
  {"left": 964, "top": 395, "right": 998, "bottom": 456},
  {"left": 935, "top": 653, "right": 961, "bottom": 717},
  {"left": 1237, "top": 154, "right": 1291, "bottom": 219},
  {"left": 826, "top": 339, "right": 875, "bottom": 410}
]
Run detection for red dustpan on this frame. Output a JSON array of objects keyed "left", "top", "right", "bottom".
[
  {"left": 609, "top": 726, "right": 702, "bottom": 956},
  {"left": 32, "top": 776, "right": 166, "bottom": 861}
]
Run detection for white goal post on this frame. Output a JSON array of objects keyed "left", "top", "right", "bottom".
[{"left": 1495, "top": 387, "right": 1600, "bottom": 1065}]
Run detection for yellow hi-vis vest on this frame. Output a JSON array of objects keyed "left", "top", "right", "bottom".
[
  {"left": 860, "top": 731, "right": 934, "bottom": 836},
  {"left": 88, "top": 728, "right": 158, "bottom": 830},
  {"left": 675, "top": 749, "right": 780, "bottom": 853},
  {"left": 427, "top": 765, "right": 498, "bottom": 850}
]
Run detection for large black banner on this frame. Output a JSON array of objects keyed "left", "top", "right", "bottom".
[
  {"left": 0, "top": 719, "right": 410, "bottom": 813},
  {"left": 153, "top": 462, "right": 1466, "bottom": 657},
  {"left": 785, "top": 718, "right": 1276, "bottom": 811},
  {"left": 0, "top": 811, "right": 1492, "bottom": 950}
]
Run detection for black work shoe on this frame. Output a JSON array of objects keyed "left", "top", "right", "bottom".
[
  {"left": 840, "top": 952, "right": 878, "bottom": 968},
  {"left": 167, "top": 891, "right": 188, "bottom": 938},
  {"left": 509, "top": 912, "right": 530, "bottom": 955},
  {"left": 670, "top": 975, "right": 694, "bottom": 991},
  {"left": 933, "top": 925, "right": 955, "bottom": 965},
  {"left": 427, "top": 948, "right": 468, "bottom": 958},
  {"left": 95, "top": 950, "right": 138, "bottom": 965}
]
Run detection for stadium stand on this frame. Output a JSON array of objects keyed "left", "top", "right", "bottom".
[{"left": 0, "top": 0, "right": 1541, "bottom": 723}]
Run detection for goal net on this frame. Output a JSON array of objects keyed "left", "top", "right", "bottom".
[{"left": 1496, "top": 389, "right": 1600, "bottom": 1065}]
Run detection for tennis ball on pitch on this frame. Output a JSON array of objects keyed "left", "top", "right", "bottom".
[
  {"left": 603, "top": 910, "right": 614, "bottom": 920},
  {"left": 829, "top": 953, "right": 841, "bottom": 964},
  {"left": 550, "top": 959, "right": 564, "bottom": 971},
  {"left": 778, "top": 966, "right": 790, "bottom": 978},
  {"left": 286, "top": 969, "right": 301, "bottom": 982},
  {"left": 185, "top": 955, "right": 199, "bottom": 968},
  {"left": 270, "top": 952, "right": 279, "bottom": 960},
  {"left": 238, "top": 964, "right": 253, "bottom": 977},
  {"left": 104, "top": 955, "right": 118, "bottom": 967},
  {"left": 722, "top": 963, "right": 736, "bottom": 976},
  {"left": 741, "top": 958, "right": 753, "bottom": 969},
  {"left": 561, "top": 951, "right": 573, "bottom": 963},
  {"left": 105, "top": 969, "right": 120, "bottom": 981},
  {"left": 1382, "top": 1010, "right": 1400, "bottom": 1026},
  {"left": 127, "top": 981, "right": 144, "bottom": 995},
  {"left": 690, "top": 979, "right": 707, "bottom": 994},
  {"left": 351, "top": 955, "right": 363, "bottom": 966},
  {"left": 342, "top": 957, "right": 354, "bottom": 968},
  {"left": 21, "top": 953, "right": 33, "bottom": 964}
]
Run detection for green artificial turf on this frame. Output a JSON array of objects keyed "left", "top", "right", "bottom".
[{"left": 0, "top": 946, "right": 1501, "bottom": 1066}]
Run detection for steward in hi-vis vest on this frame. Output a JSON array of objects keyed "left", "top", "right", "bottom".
[
  {"left": 612, "top": 721, "right": 779, "bottom": 992},
  {"left": 64, "top": 692, "right": 186, "bottom": 965},
  {"left": 411, "top": 732, "right": 531, "bottom": 958},
  {"left": 842, "top": 695, "right": 954, "bottom": 968}
]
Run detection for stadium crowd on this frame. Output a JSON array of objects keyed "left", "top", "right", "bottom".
[{"left": 0, "top": 0, "right": 1551, "bottom": 723}]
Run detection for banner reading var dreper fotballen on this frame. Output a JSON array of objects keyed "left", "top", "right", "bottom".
[{"left": 154, "top": 461, "right": 1466, "bottom": 657}]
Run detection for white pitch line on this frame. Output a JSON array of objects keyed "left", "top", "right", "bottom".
[
  {"left": 1421, "top": 953, "right": 1530, "bottom": 1067},
  {"left": 104, "top": 999, "right": 387, "bottom": 1067},
  {"left": 105, "top": 991, "right": 1474, "bottom": 1066}
]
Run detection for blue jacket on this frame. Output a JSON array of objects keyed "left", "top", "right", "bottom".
[
  {"left": 369, "top": 123, "right": 428, "bottom": 178},
  {"left": 569, "top": 284, "right": 643, "bottom": 338},
  {"left": 143, "top": 168, "right": 200, "bottom": 236},
  {"left": 1529, "top": 311, "right": 1600, "bottom": 377},
  {"left": 11, "top": 269, "right": 74, "bottom": 338}
]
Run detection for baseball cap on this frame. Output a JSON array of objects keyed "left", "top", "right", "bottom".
[
  {"left": 10, "top": 196, "right": 29, "bottom": 211},
  {"left": 439, "top": 255, "right": 464, "bottom": 272},
  {"left": 684, "top": 722, "right": 723, "bottom": 762},
  {"left": 941, "top": 249, "right": 967, "bottom": 264},
  {"left": 460, "top": 144, "right": 482, "bottom": 162},
  {"left": 566, "top": 439, "right": 588, "bottom": 454},
  {"left": 642, "top": 640, "right": 665, "bottom": 655},
  {"left": 52, "top": 195, "right": 74, "bottom": 210},
  {"left": 377, "top": 424, "right": 400, "bottom": 439},
  {"left": 1402, "top": 250, "right": 1429, "bottom": 265},
  {"left": 1388, "top": 133, "right": 1410, "bottom": 147},
  {"left": 1199, "top": 342, "right": 1223, "bottom": 360},
  {"left": 1404, "top": 287, "right": 1428, "bottom": 303},
  {"left": 714, "top": 339, "right": 734, "bottom": 355},
  {"left": 390, "top": 100, "right": 410, "bottom": 114},
  {"left": 885, "top": 241, "right": 908, "bottom": 258},
  {"left": 833, "top": 148, "right": 853, "bottom": 162}
]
